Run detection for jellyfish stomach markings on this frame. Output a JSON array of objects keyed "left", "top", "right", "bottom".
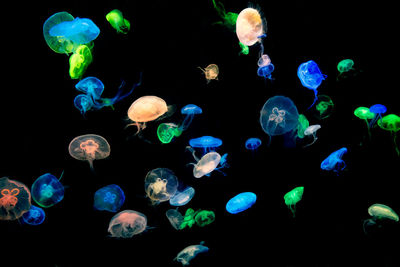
[{"left": 0, "top": 188, "right": 20, "bottom": 208}]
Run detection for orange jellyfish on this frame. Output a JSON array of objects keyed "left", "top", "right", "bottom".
[
  {"left": 68, "top": 134, "right": 110, "bottom": 170},
  {"left": 0, "top": 177, "right": 31, "bottom": 221},
  {"left": 198, "top": 64, "right": 219, "bottom": 83},
  {"left": 236, "top": 7, "right": 266, "bottom": 46}
]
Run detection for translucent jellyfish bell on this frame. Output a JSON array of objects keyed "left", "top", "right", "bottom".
[
  {"left": 186, "top": 146, "right": 222, "bottom": 178},
  {"left": 21, "top": 205, "right": 45, "bottom": 225},
  {"left": 303, "top": 124, "right": 321, "bottom": 147},
  {"left": 179, "top": 104, "right": 203, "bottom": 132},
  {"left": 166, "top": 208, "right": 184, "bottom": 230},
  {"left": 175, "top": 242, "right": 209, "bottom": 266},
  {"left": 377, "top": 114, "right": 400, "bottom": 155},
  {"left": 189, "top": 135, "right": 223, "bottom": 154},
  {"left": 284, "top": 186, "right": 304, "bottom": 218},
  {"left": 108, "top": 210, "right": 147, "bottom": 238},
  {"left": 320, "top": 147, "right": 348, "bottom": 174},
  {"left": 259, "top": 95, "right": 300, "bottom": 136},
  {"left": 297, "top": 60, "right": 327, "bottom": 109},
  {"left": 226, "top": 192, "right": 257, "bottom": 214},
  {"left": 368, "top": 204, "right": 399, "bottom": 222},
  {"left": 106, "top": 9, "right": 131, "bottom": 34},
  {"left": 144, "top": 168, "right": 178, "bottom": 205},
  {"left": 257, "top": 63, "right": 275, "bottom": 80},
  {"left": 31, "top": 173, "right": 64, "bottom": 208},
  {"left": 314, "top": 95, "right": 334, "bottom": 120},
  {"left": 369, "top": 104, "right": 387, "bottom": 128},
  {"left": 194, "top": 210, "right": 215, "bottom": 227},
  {"left": 169, "top": 186, "right": 195, "bottom": 206},
  {"left": 93, "top": 184, "right": 125, "bottom": 212},
  {"left": 68, "top": 134, "right": 111, "bottom": 170},
  {"left": 0, "top": 177, "right": 31, "bottom": 221},
  {"left": 258, "top": 54, "right": 271, "bottom": 67},
  {"left": 75, "top": 76, "right": 105, "bottom": 100},
  {"left": 296, "top": 114, "right": 309, "bottom": 139},
  {"left": 354, "top": 107, "right": 375, "bottom": 139},
  {"left": 236, "top": 7, "right": 266, "bottom": 46},
  {"left": 49, "top": 17, "right": 100, "bottom": 45},
  {"left": 157, "top": 123, "right": 181, "bottom": 144},
  {"left": 69, "top": 44, "right": 93, "bottom": 79},
  {"left": 74, "top": 94, "right": 94, "bottom": 115},
  {"left": 198, "top": 64, "right": 219, "bottom": 83},
  {"left": 337, "top": 59, "right": 355, "bottom": 80},
  {"left": 245, "top": 138, "right": 262, "bottom": 151},
  {"left": 43, "top": 11, "right": 77, "bottom": 54}
]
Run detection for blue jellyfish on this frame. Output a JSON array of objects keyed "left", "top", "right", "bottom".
[
  {"left": 245, "top": 138, "right": 262, "bottom": 150},
  {"left": 94, "top": 184, "right": 125, "bottom": 212},
  {"left": 226, "top": 192, "right": 257, "bottom": 214},
  {"left": 297, "top": 60, "right": 327, "bottom": 109},
  {"left": 169, "top": 186, "right": 195, "bottom": 206},
  {"left": 369, "top": 104, "right": 387, "bottom": 128},
  {"left": 31, "top": 173, "right": 65, "bottom": 208},
  {"left": 259, "top": 95, "right": 300, "bottom": 137},
  {"left": 175, "top": 242, "right": 209, "bottom": 266},
  {"left": 21, "top": 205, "right": 45, "bottom": 225},
  {"left": 257, "top": 63, "right": 275, "bottom": 80},
  {"left": 189, "top": 136, "right": 223, "bottom": 154},
  {"left": 321, "top": 147, "right": 348, "bottom": 174},
  {"left": 75, "top": 76, "right": 105, "bottom": 100},
  {"left": 179, "top": 104, "right": 203, "bottom": 132},
  {"left": 49, "top": 17, "right": 100, "bottom": 45},
  {"left": 74, "top": 94, "right": 94, "bottom": 114}
]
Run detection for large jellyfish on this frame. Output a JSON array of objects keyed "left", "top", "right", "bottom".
[
  {"left": 68, "top": 134, "right": 110, "bottom": 170},
  {"left": 49, "top": 17, "right": 100, "bottom": 45},
  {"left": 314, "top": 95, "right": 334, "bottom": 120},
  {"left": 236, "top": 7, "right": 266, "bottom": 46},
  {"left": 106, "top": 9, "right": 131, "bottom": 34},
  {"left": 226, "top": 192, "right": 257, "bottom": 214},
  {"left": 43, "top": 11, "right": 77, "bottom": 54},
  {"left": 320, "top": 147, "right": 348, "bottom": 174},
  {"left": 179, "top": 104, "right": 203, "bottom": 132},
  {"left": 259, "top": 95, "right": 299, "bottom": 138},
  {"left": 144, "top": 168, "right": 178, "bottom": 205},
  {"left": 354, "top": 107, "right": 375, "bottom": 139},
  {"left": 166, "top": 208, "right": 184, "bottom": 230},
  {"left": 175, "top": 242, "right": 209, "bottom": 266},
  {"left": 108, "top": 210, "right": 147, "bottom": 238},
  {"left": 189, "top": 135, "right": 223, "bottom": 154},
  {"left": 169, "top": 186, "right": 195, "bottom": 206},
  {"left": 21, "top": 205, "right": 45, "bottom": 226},
  {"left": 93, "top": 184, "right": 125, "bottom": 212},
  {"left": 69, "top": 44, "right": 93, "bottom": 79},
  {"left": 284, "top": 186, "right": 304, "bottom": 218},
  {"left": 31, "top": 172, "right": 64, "bottom": 208},
  {"left": 194, "top": 210, "right": 215, "bottom": 227},
  {"left": 186, "top": 146, "right": 228, "bottom": 178},
  {"left": 369, "top": 104, "right": 387, "bottom": 128},
  {"left": 245, "top": 138, "right": 262, "bottom": 151},
  {"left": 297, "top": 60, "right": 327, "bottom": 109},
  {"left": 377, "top": 114, "right": 400, "bottom": 155},
  {"left": 198, "top": 64, "right": 219, "bottom": 83},
  {"left": 0, "top": 177, "right": 31, "bottom": 221}
]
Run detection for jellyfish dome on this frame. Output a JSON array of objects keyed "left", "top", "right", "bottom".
[
  {"left": 193, "top": 152, "right": 221, "bottom": 178},
  {"left": 226, "top": 192, "right": 257, "bottom": 214},
  {"left": 69, "top": 44, "right": 93, "bottom": 79},
  {"left": 259, "top": 95, "right": 299, "bottom": 136},
  {"left": 75, "top": 76, "right": 105, "bottom": 100},
  {"left": 74, "top": 94, "right": 94, "bottom": 114},
  {"left": 31, "top": 173, "right": 64, "bottom": 208},
  {"left": 297, "top": 60, "right": 326, "bottom": 90},
  {"left": 245, "top": 138, "right": 261, "bottom": 150},
  {"left": 144, "top": 168, "right": 178, "bottom": 205},
  {"left": 108, "top": 210, "right": 147, "bottom": 238},
  {"left": 94, "top": 184, "right": 125, "bottom": 212},
  {"left": 199, "top": 64, "right": 219, "bottom": 83},
  {"left": 284, "top": 186, "right": 304, "bottom": 217},
  {"left": 106, "top": 9, "right": 131, "bottom": 34},
  {"left": 175, "top": 242, "right": 209, "bottom": 266},
  {"left": 369, "top": 104, "right": 387, "bottom": 115},
  {"left": 0, "top": 177, "right": 31, "bottom": 221},
  {"left": 169, "top": 186, "right": 195, "bottom": 206},
  {"left": 257, "top": 63, "right": 274, "bottom": 79},
  {"left": 337, "top": 59, "right": 354, "bottom": 73},
  {"left": 181, "top": 104, "right": 203, "bottom": 115},
  {"left": 368, "top": 204, "right": 399, "bottom": 222},
  {"left": 166, "top": 209, "right": 184, "bottom": 230},
  {"left": 258, "top": 54, "right": 271, "bottom": 67},
  {"left": 236, "top": 7, "right": 265, "bottom": 46},
  {"left": 21, "top": 205, "right": 45, "bottom": 226},
  {"left": 194, "top": 210, "right": 215, "bottom": 227},
  {"left": 189, "top": 136, "right": 223, "bottom": 152},
  {"left": 49, "top": 17, "right": 100, "bottom": 45},
  {"left": 43, "top": 11, "right": 77, "bottom": 54},
  {"left": 157, "top": 123, "right": 180, "bottom": 144},
  {"left": 320, "top": 147, "right": 347, "bottom": 173}
]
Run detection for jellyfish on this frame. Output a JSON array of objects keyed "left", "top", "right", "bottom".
[
  {"left": 314, "top": 95, "right": 334, "bottom": 119},
  {"left": 363, "top": 204, "right": 399, "bottom": 235},
  {"left": 49, "top": 17, "right": 100, "bottom": 45},
  {"left": 144, "top": 168, "right": 178, "bottom": 205},
  {"left": 0, "top": 177, "right": 31, "bottom": 221},
  {"left": 377, "top": 114, "right": 400, "bottom": 155},
  {"left": 74, "top": 94, "right": 94, "bottom": 115},
  {"left": 31, "top": 173, "right": 65, "bottom": 208},
  {"left": 157, "top": 123, "right": 181, "bottom": 144},
  {"left": 198, "top": 64, "right": 219, "bottom": 83},
  {"left": 194, "top": 210, "right": 215, "bottom": 227},
  {"left": 226, "top": 192, "right": 257, "bottom": 214},
  {"left": 258, "top": 54, "right": 271, "bottom": 67},
  {"left": 320, "top": 147, "right": 348, "bottom": 174},
  {"left": 211, "top": 0, "right": 238, "bottom": 31},
  {"left": 189, "top": 136, "right": 223, "bottom": 154},
  {"left": 169, "top": 186, "right": 195, "bottom": 206},
  {"left": 259, "top": 95, "right": 300, "bottom": 138},
  {"left": 369, "top": 104, "right": 387, "bottom": 128},
  {"left": 166, "top": 208, "right": 184, "bottom": 230},
  {"left": 175, "top": 242, "right": 209, "bottom": 266},
  {"left": 108, "top": 210, "right": 147, "bottom": 238},
  {"left": 257, "top": 63, "right": 275, "bottom": 80},
  {"left": 296, "top": 114, "right": 309, "bottom": 139},
  {"left": 68, "top": 134, "right": 110, "bottom": 170},
  {"left": 21, "top": 205, "right": 45, "bottom": 226},
  {"left": 238, "top": 42, "right": 249, "bottom": 55},
  {"left": 43, "top": 12, "right": 77, "bottom": 54},
  {"left": 180, "top": 208, "right": 199, "bottom": 229},
  {"left": 297, "top": 60, "right": 327, "bottom": 109},
  {"left": 337, "top": 59, "right": 354, "bottom": 80},
  {"left": 303, "top": 124, "right": 321, "bottom": 147},
  {"left": 94, "top": 184, "right": 125, "bottom": 212},
  {"left": 284, "top": 186, "right": 304, "bottom": 218},
  {"left": 354, "top": 107, "right": 375, "bottom": 139},
  {"left": 69, "top": 44, "right": 93, "bottom": 79},
  {"left": 186, "top": 146, "right": 226, "bottom": 178},
  {"left": 75, "top": 76, "right": 105, "bottom": 100},
  {"left": 179, "top": 104, "right": 203, "bottom": 132},
  {"left": 236, "top": 7, "right": 266, "bottom": 46},
  {"left": 106, "top": 9, "right": 130, "bottom": 34},
  {"left": 245, "top": 138, "right": 262, "bottom": 151}
]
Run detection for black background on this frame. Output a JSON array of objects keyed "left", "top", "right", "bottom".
[{"left": 1, "top": 1, "right": 399, "bottom": 266}]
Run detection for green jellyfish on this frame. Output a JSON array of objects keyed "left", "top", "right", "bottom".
[
  {"left": 284, "top": 186, "right": 304, "bottom": 218},
  {"left": 179, "top": 208, "right": 199, "bottom": 229},
  {"left": 157, "top": 123, "right": 183, "bottom": 144},
  {"left": 194, "top": 210, "right": 215, "bottom": 227},
  {"left": 238, "top": 42, "right": 249, "bottom": 55},
  {"left": 211, "top": 0, "right": 238, "bottom": 31},
  {"left": 337, "top": 59, "right": 354, "bottom": 80},
  {"left": 69, "top": 44, "right": 93, "bottom": 79},
  {"left": 314, "top": 95, "right": 334, "bottom": 119},
  {"left": 106, "top": 9, "right": 131, "bottom": 34},
  {"left": 354, "top": 107, "right": 375, "bottom": 139},
  {"left": 296, "top": 114, "right": 309, "bottom": 139},
  {"left": 377, "top": 114, "right": 400, "bottom": 155}
]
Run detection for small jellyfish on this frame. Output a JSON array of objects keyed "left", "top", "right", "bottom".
[
  {"left": 284, "top": 186, "right": 304, "bottom": 218},
  {"left": 211, "top": 0, "right": 238, "bottom": 31},
  {"left": 236, "top": 7, "right": 266, "bottom": 46},
  {"left": 69, "top": 44, "right": 93, "bottom": 79},
  {"left": 186, "top": 146, "right": 225, "bottom": 178},
  {"left": 198, "top": 64, "right": 219, "bottom": 83},
  {"left": 296, "top": 114, "right": 309, "bottom": 139},
  {"left": 49, "top": 17, "right": 100, "bottom": 45},
  {"left": 354, "top": 107, "right": 375, "bottom": 139},
  {"left": 260, "top": 95, "right": 300, "bottom": 137},
  {"left": 226, "top": 192, "right": 257, "bottom": 214},
  {"left": 257, "top": 63, "right": 275, "bottom": 80},
  {"left": 31, "top": 173, "right": 64, "bottom": 208},
  {"left": 314, "top": 95, "right": 334, "bottom": 120},
  {"left": 180, "top": 208, "right": 199, "bottom": 229},
  {"left": 245, "top": 138, "right": 262, "bottom": 151},
  {"left": 75, "top": 76, "right": 105, "bottom": 100},
  {"left": 144, "top": 168, "right": 178, "bottom": 205},
  {"left": 68, "top": 134, "right": 111, "bottom": 170},
  {"left": 166, "top": 209, "right": 184, "bottom": 230},
  {"left": 238, "top": 42, "right": 249, "bottom": 55},
  {"left": 43, "top": 11, "right": 77, "bottom": 54},
  {"left": 175, "top": 242, "right": 209, "bottom": 266},
  {"left": 21, "top": 205, "right": 45, "bottom": 226},
  {"left": 303, "top": 124, "right": 321, "bottom": 147},
  {"left": 108, "top": 210, "right": 147, "bottom": 238},
  {"left": 189, "top": 135, "right": 223, "bottom": 154},
  {"left": 106, "top": 9, "right": 131, "bottom": 34},
  {"left": 336, "top": 59, "right": 354, "bottom": 80},
  {"left": 377, "top": 114, "right": 400, "bottom": 155},
  {"left": 369, "top": 104, "right": 387, "bottom": 128},
  {"left": 368, "top": 204, "right": 399, "bottom": 222},
  {"left": 169, "top": 186, "right": 195, "bottom": 206},
  {"left": 0, "top": 177, "right": 31, "bottom": 221},
  {"left": 194, "top": 210, "right": 215, "bottom": 227},
  {"left": 157, "top": 123, "right": 181, "bottom": 144},
  {"left": 74, "top": 94, "right": 94, "bottom": 115},
  {"left": 297, "top": 60, "right": 327, "bottom": 109},
  {"left": 179, "top": 104, "right": 203, "bottom": 132},
  {"left": 93, "top": 184, "right": 125, "bottom": 212},
  {"left": 258, "top": 54, "right": 271, "bottom": 67},
  {"left": 320, "top": 147, "right": 348, "bottom": 174}
]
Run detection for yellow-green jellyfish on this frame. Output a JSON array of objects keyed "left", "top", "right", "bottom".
[
  {"left": 284, "top": 186, "right": 304, "bottom": 218},
  {"left": 69, "top": 44, "right": 93, "bottom": 79},
  {"left": 377, "top": 114, "right": 400, "bottom": 155},
  {"left": 106, "top": 9, "right": 131, "bottom": 34},
  {"left": 354, "top": 107, "right": 375, "bottom": 139}
]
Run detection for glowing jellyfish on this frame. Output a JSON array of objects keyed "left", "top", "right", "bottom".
[
  {"left": 31, "top": 173, "right": 64, "bottom": 208},
  {"left": 106, "top": 9, "right": 130, "bottom": 34},
  {"left": 368, "top": 204, "right": 399, "bottom": 221},
  {"left": 43, "top": 12, "right": 77, "bottom": 54},
  {"left": 354, "top": 107, "right": 375, "bottom": 138},
  {"left": 194, "top": 210, "right": 215, "bottom": 227},
  {"left": 166, "top": 209, "right": 184, "bottom": 230},
  {"left": 169, "top": 186, "right": 195, "bottom": 206},
  {"left": 127, "top": 95, "right": 170, "bottom": 133},
  {"left": 337, "top": 59, "right": 354, "bottom": 80},
  {"left": 180, "top": 104, "right": 202, "bottom": 132},
  {"left": 314, "top": 95, "right": 334, "bottom": 119},
  {"left": 189, "top": 136, "right": 223, "bottom": 154},
  {"left": 284, "top": 186, "right": 304, "bottom": 218},
  {"left": 296, "top": 114, "right": 309, "bottom": 139},
  {"left": 258, "top": 54, "right": 271, "bottom": 67},
  {"left": 260, "top": 95, "right": 300, "bottom": 137},
  {"left": 303, "top": 124, "right": 321, "bottom": 147},
  {"left": 226, "top": 192, "right": 257, "bottom": 214},
  {"left": 245, "top": 138, "right": 262, "bottom": 150},
  {"left": 297, "top": 60, "right": 327, "bottom": 109},
  {"left": 175, "top": 242, "right": 209, "bottom": 266},
  {"left": 49, "top": 17, "right": 100, "bottom": 45},
  {"left": 108, "top": 210, "right": 147, "bottom": 238},
  {"left": 238, "top": 42, "right": 249, "bottom": 55},
  {"left": 198, "top": 64, "right": 219, "bottom": 83},
  {"left": 257, "top": 63, "right": 275, "bottom": 80},
  {"left": 94, "top": 184, "right": 125, "bottom": 212},
  {"left": 69, "top": 44, "right": 93, "bottom": 79},
  {"left": 144, "top": 168, "right": 178, "bottom": 205},
  {"left": 21, "top": 205, "right": 45, "bottom": 225},
  {"left": 157, "top": 123, "right": 181, "bottom": 144},
  {"left": 68, "top": 134, "right": 110, "bottom": 170},
  {"left": 236, "top": 7, "right": 266, "bottom": 46},
  {"left": 74, "top": 94, "right": 94, "bottom": 114},
  {"left": 186, "top": 146, "right": 226, "bottom": 178},
  {"left": 180, "top": 208, "right": 198, "bottom": 229},
  {"left": 369, "top": 104, "right": 387, "bottom": 128},
  {"left": 321, "top": 147, "right": 347, "bottom": 173},
  {"left": 377, "top": 114, "right": 400, "bottom": 155},
  {"left": 211, "top": 0, "right": 238, "bottom": 31},
  {"left": 75, "top": 76, "right": 105, "bottom": 100},
  {"left": 0, "top": 177, "right": 31, "bottom": 221}
]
